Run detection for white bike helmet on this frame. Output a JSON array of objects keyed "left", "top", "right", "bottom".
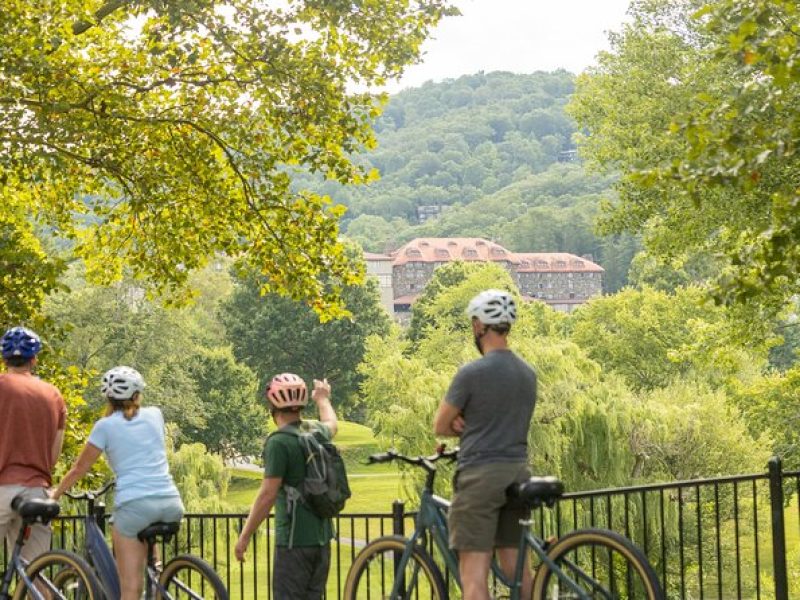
[
  {"left": 101, "top": 366, "right": 145, "bottom": 400},
  {"left": 466, "top": 289, "right": 517, "bottom": 325}
]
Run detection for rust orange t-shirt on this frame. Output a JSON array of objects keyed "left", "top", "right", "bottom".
[{"left": 0, "top": 372, "right": 66, "bottom": 487}]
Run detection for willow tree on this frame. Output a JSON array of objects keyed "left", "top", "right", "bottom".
[{"left": 1, "top": 0, "right": 454, "bottom": 316}]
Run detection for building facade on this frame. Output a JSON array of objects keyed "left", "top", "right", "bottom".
[{"left": 365, "top": 237, "right": 603, "bottom": 317}]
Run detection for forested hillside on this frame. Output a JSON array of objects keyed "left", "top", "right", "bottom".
[{"left": 296, "top": 71, "right": 638, "bottom": 291}]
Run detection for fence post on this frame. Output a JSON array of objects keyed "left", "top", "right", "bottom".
[
  {"left": 768, "top": 456, "right": 788, "bottom": 600},
  {"left": 392, "top": 500, "right": 405, "bottom": 536},
  {"left": 392, "top": 500, "right": 406, "bottom": 590}
]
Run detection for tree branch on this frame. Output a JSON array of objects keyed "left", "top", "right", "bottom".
[{"left": 72, "top": 0, "right": 133, "bottom": 36}]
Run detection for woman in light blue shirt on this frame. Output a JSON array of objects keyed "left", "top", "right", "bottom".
[{"left": 52, "top": 366, "right": 184, "bottom": 600}]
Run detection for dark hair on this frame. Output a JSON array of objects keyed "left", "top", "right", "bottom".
[
  {"left": 4, "top": 356, "right": 33, "bottom": 368},
  {"left": 488, "top": 323, "right": 511, "bottom": 335},
  {"left": 269, "top": 404, "right": 303, "bottom": 416}
]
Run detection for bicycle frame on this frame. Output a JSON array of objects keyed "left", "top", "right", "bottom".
[
  {"left": 1, "top": 530, "right": 55, "bottom": 600},
  {"left": 373, "top": 449, "right": 604, "bottom": 600},
  {"left": 67, "top": 483, "right": 182, "bottom": 600},
  {"left": 394, "top": 489, "right": 599, "bottom": 600}
]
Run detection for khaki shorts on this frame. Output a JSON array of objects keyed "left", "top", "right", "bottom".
[
  {"left": 0, "top": 485, "right": 52, "bottom": 560},
  {"left": 448, "top": 462, "right": 531, "bottom": 552}
]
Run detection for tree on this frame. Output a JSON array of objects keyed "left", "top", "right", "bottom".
[
  {"left": 0, "top": 215, "right": 94, "bottom": 468},
  {"left": 569, "top": 0, "right": 800, "bottom": 309},
  {"left": 568, "top": 286, "right": 770, "bottom": 392},
  {"left": 45, "top": 272, "right": 206, "bottom": 433},
  {"left": 44, "top": 265, "right": 269, "bottom": 457},
  {"left": 169, "top": 441, "right": 231, "bottom": 513},
  {"left": 734, "top": 365, "right": 800, "bottom": 468},
  {"left": 635, "top": 381, "right": 770, "bottom": 481},
  {"left": 343, "top": 215, "right": 411, "bottom": 253},
  {"left": 183, "top": 347, "right": 267, "bottom": 460},
  {"left": 222, "top": 261, "right": 391, "bottom": 416},
  {"left": 1, "top": 0, "right": 455, "bottom": 316}
]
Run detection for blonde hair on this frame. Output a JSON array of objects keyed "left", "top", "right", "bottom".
[{"left": 105, "top": 392, "right": 141, "bottom": 421}]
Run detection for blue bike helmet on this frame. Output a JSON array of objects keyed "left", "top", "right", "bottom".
[{"left": 1, "top": 327, "right": 42, "bottom": 359}]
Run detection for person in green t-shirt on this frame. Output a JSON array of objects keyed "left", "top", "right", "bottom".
[{"left": 235, "top": 372, "right": 338, "bottom": 600}]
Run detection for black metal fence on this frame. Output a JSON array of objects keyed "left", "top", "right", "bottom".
[{"left": 3, "top": 458, "right": 798, "bottom": 599}]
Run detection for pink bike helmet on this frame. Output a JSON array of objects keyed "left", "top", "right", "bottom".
[{"left": 266, "top": 373, "right": 308, "bottom": 409}]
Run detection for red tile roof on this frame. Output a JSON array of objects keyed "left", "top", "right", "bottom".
[
  {"left": 391, "top": 238, "right": 519, "bottom": 266},
  {"left": 389, "top": 238, "right": 603, "bottom": 272},
  {"left": 515, "top": 252, "right": 604, "bottom": 273}
]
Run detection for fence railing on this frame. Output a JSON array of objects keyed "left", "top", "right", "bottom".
[{"left": 3, "top": 457, "right": 797, "bottom": 599}]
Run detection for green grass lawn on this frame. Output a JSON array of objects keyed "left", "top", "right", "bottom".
[{"left": 224, "top": 420, "right": 406, "bottom": 513}]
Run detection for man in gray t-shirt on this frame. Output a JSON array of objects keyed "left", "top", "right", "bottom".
[{"left": 434, "top": 289, "right": 536, "bottom": 600}]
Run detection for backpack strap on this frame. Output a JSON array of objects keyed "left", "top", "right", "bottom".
[{"left": 266, "top": 422, "right": 308, "bottom": 549}]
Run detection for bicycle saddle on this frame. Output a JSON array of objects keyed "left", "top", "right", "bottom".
[
  {"left": 506, "top": 477, "right": 565, "bottom": 508},
  {"left": 11, "top": 495, "right": 61, "bottom": 522},
  {"left": 137, "top": 521, "right": 181, "bottom": 543}
]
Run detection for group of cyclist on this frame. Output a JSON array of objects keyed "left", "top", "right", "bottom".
[{"left": 1, "top": 288, "right": 533, "bottom": 600}]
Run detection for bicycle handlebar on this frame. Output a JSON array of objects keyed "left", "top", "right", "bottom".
[
  {"left": 368, "top": 447, "right": 458, "bottom": 468},
  {"left": 64, "top": 480, "right": 115, "bottom": 501}
]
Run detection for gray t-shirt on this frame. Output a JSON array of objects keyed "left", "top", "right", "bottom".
[{"left": 445, "top": 349, "right": 536, "bottom": 468}]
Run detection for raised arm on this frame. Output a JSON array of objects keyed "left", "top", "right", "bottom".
[{"left": 312, "top": 378, "right": 338, "bottom": 437}]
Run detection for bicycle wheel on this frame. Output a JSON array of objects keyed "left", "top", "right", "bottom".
[
  {"left": 343, "top": 535, "right": 448, "bottom": 600},
  {"left": 531, "top": 528, "right": 663, "bottom": 600},
  {"left": 157, "top": 554, "right": 228, "bottom": 599},
  {"left": 12, "top": 549, "right": 104, "bottom": 600}
]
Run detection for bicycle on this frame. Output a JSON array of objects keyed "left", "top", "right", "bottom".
[
  {"left": 344, "top": 448, "right": 664, "bottom": 599},
  {"left": 64, "top": 482, "right": 229, "bottom": 599},
  {"left": 1, "top": 493, "right": 103, "bottom": 599}
]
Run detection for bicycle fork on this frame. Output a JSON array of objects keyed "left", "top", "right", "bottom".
[{"left": 388, "top": 531, "right": 427, "bottom": 600}]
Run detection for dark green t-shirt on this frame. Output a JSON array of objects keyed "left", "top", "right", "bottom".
[{"left": 263, "top": 419, "right": 334, "bottom": 547}]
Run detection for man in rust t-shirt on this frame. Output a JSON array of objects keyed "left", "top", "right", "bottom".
[{"left": 0, "top": 327, "right": 66, "bottom": 560}]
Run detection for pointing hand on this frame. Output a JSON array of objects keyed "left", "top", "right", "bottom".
[{"left": 312, "top": 378, "right": 331, "bottom": 402}]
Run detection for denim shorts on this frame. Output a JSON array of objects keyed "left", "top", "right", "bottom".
[{"left": 111, "top": 495, "right": 185, "bottom": 538}]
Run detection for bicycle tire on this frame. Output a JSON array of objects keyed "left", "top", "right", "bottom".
[
  {"left": 12, "top": 549, "right": 104, "bottom": 600},
  {"left": 343, "top": 535, "right": 448, "bottom": 600},
  {"left": 531, "top": 528, "right": 663, "bottom": 600},
  {"left": 156, "top": 554, "right": 228, "bottom": 600}
]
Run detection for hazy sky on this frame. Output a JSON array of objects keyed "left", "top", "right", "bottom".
[{"left": 387, "top": 0, "right": 632, "bottom": 92}]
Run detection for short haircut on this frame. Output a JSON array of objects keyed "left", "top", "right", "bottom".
[
  {"left": 4, "top": 356, "right": 33, "bottom": 368},
  {"left": 269, "top": 404, "right": 303, "bottom": 415}
]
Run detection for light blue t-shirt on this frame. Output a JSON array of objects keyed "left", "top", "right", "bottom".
[{"left": 88, "top": 406, "right": 180, "bottom": 507}]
